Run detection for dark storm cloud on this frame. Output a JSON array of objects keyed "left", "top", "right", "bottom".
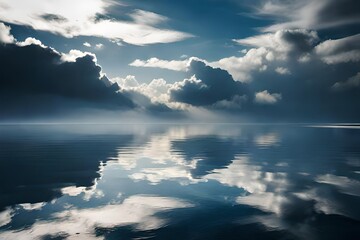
[
  {"left": 245, "top": 58, "right": 360, "bottom": 122},
  {"left": 170, "top": 60, "right": 248, "bottom": 106},
  {"left": 279, "top": 30, "right": 319, "bottom": 54},
  {"left": 0, "top": 42, "right": 136, "bottom": 119},
  {"left": 317, "top": 0, "right": 360, "bottom": 26}
]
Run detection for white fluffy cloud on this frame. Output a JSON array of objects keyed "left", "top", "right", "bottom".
[
  {"left": 255, "top": 90, "right": 282, "bottom": 104},
  {"left": 113, "top": 76, "right": 173, "bottom": 105},
  {"left": 0, "top": 0, "right": 192, "bottom": 45},
  {"left": 83, "top": 42, "right": 91, "bottom": 47},
  {"left": 130, "top": 29, "right": 319, "bottom": 82},
  {"left": 60, "top": 49, "right": 97, "bottom": 63},
  {"left": 17, "top": 37, "right": 47, "bottom": 48},
  {"left": 0, "top": 22, "right": 15, "bottom": 43},
  {"left": 211, "top": 47, "right": 270, "bottom": 81}
]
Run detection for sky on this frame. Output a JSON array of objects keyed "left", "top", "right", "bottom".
[{"left": 0, "top": 0, "right": 359, "bottom": 122}]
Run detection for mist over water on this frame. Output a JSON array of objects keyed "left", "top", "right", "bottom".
[{"left": 0, "top": 124, "right": 359, "bottom": 239}]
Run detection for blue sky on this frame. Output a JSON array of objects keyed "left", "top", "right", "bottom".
[{"left": 0, "top": 0, "right": 360, "bottom": 122}]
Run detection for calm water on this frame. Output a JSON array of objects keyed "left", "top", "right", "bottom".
[{"left": 0, "top": 124, "right": 359, "bottom": 240}]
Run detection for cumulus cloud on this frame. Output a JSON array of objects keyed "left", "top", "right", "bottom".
[
  {"left": 60, "top": 49, "right": 97, "bottom": 62},
  {"left": 255, "top": 90, "right": 282, "bottom": 104},
  {"left": 129, "top": 30, "right": 316, "bottom": 82},
  {"left": 210, "top": 29, "right": 318, "bottom": 81},
  {"left": 0, "top": 0, "right": 192, "bottom": 45},
  {"left": 16, "top": 37, "right": 47, "bottom": 48},
  {"left": 1, "top": 17, "right": 360, "bottom": 121},
  {"left": 235, "top": 29, "right": 319, "bottom": 54},
  {"left": 315, "top": 34, "right": 360, "bottom": 64},
  {"left": 211, "top": 47, "right": 270, "bottom": 81},
  {"left": 0, "top": 22, "right": 15, "bottom": 43},
  {"left": 256, "top": 0, "right": 360, "bottom": 31},
  {"left": 111, "top": 75, "right": 175, "bottom": 113},
  {"left": 122, "top": 25, "right": 360, "bottom": 121},
  {"left": 113, "top": 76, "right": 171, "bottom": 105},
  {"left": 0, "top": 33, "right": 137, "bottom": 119},
  {"left": 170, "top": 60, "right": 248, "bottom": 106},
  {"left": 128, "top": 30, "right": 318, "bottom": 82}
]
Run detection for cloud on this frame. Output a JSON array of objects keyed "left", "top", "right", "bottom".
[
  {"left": 0, "top": 208, "right": 13, "bottom": 227},
  {"left": 83, "top": 42, "right": 91, "bottom": 47},
  {"left": 129, "top": 57, "right": 190, "bottom": 71},
  {"left": 112, "top": 76, "right": 175, "bottom": 111},
  {"left": 315, "top": 34, "right": 360, "bottom": 64},
  {"left": 0, "top": 32, "right": 136, "bottom": 119},
  {"left": 130, "top": 9, "right": 167, "bottom": 26},
  {"left": 16, "top": 37, "right": 47, "bottom": 48},
  {"left": 256, "top": 0, "right": 360, "bottom": 31},
  {"left": 211, "top": 29, "right": 317, "bottom": 81},
  {"left": 275, "top": 67, "right": 290, "bottom": 75},
  {"left": 1, "top": 25, "right": 184, "bottom": 121},
  {"left": 60, "top": 49, "right": 97, "bottom": 62},
  {"left": 0, "top": 22, "right": 15, "bottom": 43},
  {"left": 211, "top": 47, "right": 270, "bottom": 81},
  {"left": 95, "top": 43, "right": 104, "bottom": 49},
  {"left": 255, "top": 90, "right": 282, "bottom": 104},
  {"left": 2, "top": 20, "right": 360, "bottom": 121},
  {"left": 122, "top": 27, "right": 360, "bottom": 121},
  {"left": 0, "top": 0, "right": 192, "bottom": 45},
  {"left": 332, "top": 72, "right": 360, "bottom": 90},
  {"left": 129, "top": 29, "right": 320, "bottom": 84},
  {"left": 235, "top": 29, "right": 319, "bottom": 54},
  {"left": 128, "top": 29, "right": 319, "bottom": 82},
  {"left": 169, "top": 60, "right": 248, "bottom": 106}
]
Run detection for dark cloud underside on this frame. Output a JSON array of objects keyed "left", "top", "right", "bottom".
[
  {"left": 0, "top": 43, "right": 135, "bottom": 119},
  {"left": 170, "top": 60, "right": 247, "bottom": 106}
]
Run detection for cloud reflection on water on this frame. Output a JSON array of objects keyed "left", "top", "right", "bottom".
[
  {"left": 0, "top": 195, "right": 193, "bottom": 240},
  {"left": 0, "top": 124, "right": 359, "bottom": 239}
]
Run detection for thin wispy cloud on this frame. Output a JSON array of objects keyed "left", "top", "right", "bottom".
[{"left": 0, "top": 0, "right": 192, "bottom": 45}]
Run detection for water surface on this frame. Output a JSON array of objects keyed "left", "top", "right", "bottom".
[{"left": 0, "top": 124, "right": 359, "bottom": 239}]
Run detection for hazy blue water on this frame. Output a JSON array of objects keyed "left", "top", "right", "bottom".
[{"left": 0, "top": 124, "right": 359, "bottom": 240}]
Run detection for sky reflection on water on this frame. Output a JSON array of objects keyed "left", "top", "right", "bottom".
[{"left": 0, "top": 124, "right": 359, "bottom": 240}]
